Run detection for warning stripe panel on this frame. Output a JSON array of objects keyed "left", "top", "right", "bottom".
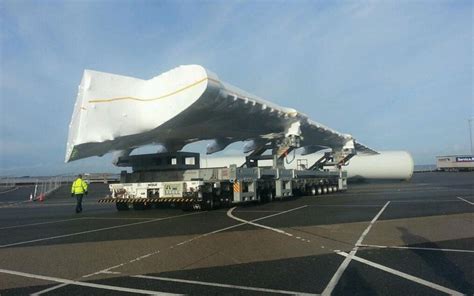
[
  {"left": 233, "top": 182, "right": 241, "bottom": 193},
  {"left": 98, "top": 198, "right": 196, "bottom": 204}
]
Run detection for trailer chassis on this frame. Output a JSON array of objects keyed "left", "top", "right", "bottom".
[{"left": 99, "top": 151, "right": 348, "bottom": 211}]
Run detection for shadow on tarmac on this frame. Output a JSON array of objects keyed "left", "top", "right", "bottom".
[
  {"left": 397, "top": 226, "right": 473, "bottom": 294},
  {"left": 334, "top": 264, "right": 377, "bottom": 296}
]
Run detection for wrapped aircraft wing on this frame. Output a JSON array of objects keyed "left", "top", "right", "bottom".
[{"left": 66, "top": 65, "right": 377, "bottom": 163}]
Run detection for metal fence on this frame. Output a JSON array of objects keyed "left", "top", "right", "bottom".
[
  {"left": 31, "top": 177, "right": 65, "bottom": 200},
  {"left": 0, "top": 176, "right": 73, "bottom": 200},
  {"left": 0, "top": 174, "right": 118, "bottom": 200},
  {"left": 0, "top": 178, "right": 16, "bottom": 192}
]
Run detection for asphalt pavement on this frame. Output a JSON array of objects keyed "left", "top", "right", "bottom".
[{"left": 0, "top": 172, "right": 473, "bottom": 295}]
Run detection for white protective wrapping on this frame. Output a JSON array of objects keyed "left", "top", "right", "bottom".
[
  {"left": 66, "top": 65, "right": 377, "bottom": 163},
  {"left": 341, "top": 151, "right": 414, "bottom": 180},
  {"left": 202, "top": 151, "right": 414, "bottom": 180}
]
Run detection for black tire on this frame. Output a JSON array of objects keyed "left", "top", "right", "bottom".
[
  {"left": 268, "top": 190, "right": 275, "bottom": 202},
  {"left": 203, "top": 197, "right": 215, "bottom": 211},
  {"left": 220, "top": 196, "right": 232, "bottom": 208},
  {"left": 116, "top": 202, "right": 129, "bottom": 211},
  {"left": 256, "top": 190, "right": 262, "bottom": 203},
  {"left": 317, "top": 186, "right": 323, "bottom": 195}
]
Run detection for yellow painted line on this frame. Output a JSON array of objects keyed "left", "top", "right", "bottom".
[
  {"left": 86, "top": 75, "right": 297, "bottom": 117},
  {"left": 89, "top": 77, "right": 221, "bottom": 104}
]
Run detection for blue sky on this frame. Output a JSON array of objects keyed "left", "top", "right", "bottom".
[{"left": 0, "top": 0, "right": 472, "bottom": 176}]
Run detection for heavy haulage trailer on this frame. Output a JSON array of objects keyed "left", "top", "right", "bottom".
[
  {"left": 99, "top": 143, "right": 350, "bottom": 211},
  {"left": 68, "top": 65, "right": 413, "bottom": 211}
]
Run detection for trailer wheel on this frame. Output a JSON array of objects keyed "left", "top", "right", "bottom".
[
  {"left": 256, "top": 190, "right": 262, "bottom": 203},
  {"left": 310, "top": 186, "right": 317, "bottom": 196},
  {"left": 332, "top": 186, "right": 338, "bottom": 193},
  {"left": 323, "top": 186, "right": 328, "bottom": 194},
  {"left": 219, "top": 196, "right": 232, "bottom": 208},
  {"left": 268, "top": 190, "right": 274, "bottom": 202},
  {"left": 205, "top": 198, "right": 214, "bottom": 210},
  {"left": 317, "top": 186, "right": 323, "bottom": 195},
  {"left": 116, "top": 202, "right": 129, "bottom": 211},
  {"left": 328, "top": 186, "right": 333, "bottom": 193},
  {"left": 202, "top": 194, "right": 215, "bottom": 211}
]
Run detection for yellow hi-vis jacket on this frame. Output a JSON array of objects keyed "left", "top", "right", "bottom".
[{"left": 71, "top": 178, "right": 88, "bottom": 195}]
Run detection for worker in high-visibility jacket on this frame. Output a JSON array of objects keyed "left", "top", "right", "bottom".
[{"left": 71, "top": 174, "right": 88, "bottom": 213}]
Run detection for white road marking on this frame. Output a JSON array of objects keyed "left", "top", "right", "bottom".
[
  {"left": 358, "top": 243, "right": 474, "bottom": 253},
  {"left": 392, "top": 199, "right": 468, "bottom": 203},
  {"left": 2, "top": 202, "right": 101, "bottom": 208},
  {"left": 83, "top": 205, "right": 310, "bottom": 278},
  {"left": 82, "top": 216, "right": 154, "bottom": 220},
  {"left": 227, "top": 205, "right": 313, "bottom": 243},
  {"left": 0, "top": 216, "right": 153, "bottom": 230},
  {"left": 39, "top": 204, "right": 311, "bottom": 293},
  {"left": 0, "top": 187, "right": 19, "bottom": 194},
  {"left": 175, "top": 205, "right": 310, "bottom": 247},
  {"left": 336, "top": 251, "right": 464, "bottom": 296},
  {"left": 457, "top": 196, "right": 474, "bottom": 205},
  {"left": 230, "top": 210, "right": 282, "bottom": 213},
  {"left": 0, "top": 212, "right": 202, "bottom": 248},
  {"left": 133, "top": 274, "right": 319, "bottom": 295},
  {"left": 245, "top": 205, "right": 310, "bottom": 222},
  {"left": 308, "top": 204, "right": 384, "bottom": 207},
  {"left": 31, "top": 283, "right": 68, "bottom": 295},
  {"left": 0, "top": 200, "right": 31, "bottom": 209},
  {"left": 101, "top": 270, "right": 121, "bottom": 275},
  {"left": 81, "top": 220, "right": 245, "bottom": 280},
  {"left": 228, "top": 207, "right": 297, "bottom": 238},
  {"left": 0, "top": 217, "right": 86, "bottom": 230},
  {"left": 4, "top": 200, "right": 95, "bottom": 205},
  {"left": 322, "top": 201, "right": 390, "bottom": 296},
  {"left": 0, "top": 268, "right": 180, "bottom": 295},
  {"left": 82, "top": 250, "right": 161, "bottom": 278},
  {"left": 82, "top": 263, "right": 127, "bottom": 278}
]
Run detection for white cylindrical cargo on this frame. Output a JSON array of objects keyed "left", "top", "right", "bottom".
[
  {"left": 344, "top": 151, "right": 414, "bottom": 180},
  {"left": 202, "top": 150, "right": 414, "bottom": 181}
]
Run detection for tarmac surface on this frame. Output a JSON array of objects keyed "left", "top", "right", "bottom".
[{"left": 0, "top": 172, "right": 473, "bottom": 295}]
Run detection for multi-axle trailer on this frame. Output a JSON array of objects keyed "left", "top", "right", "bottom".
[
  {"left": 99, "top": 151, "right": 348, "bottom": 211},
  {"left": 68, "top": 66, "right": 414, "bottom": 211}
]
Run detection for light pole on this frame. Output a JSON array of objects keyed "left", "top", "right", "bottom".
[{"left": 469, "top": 118, "right": 473, "bottom": 155}]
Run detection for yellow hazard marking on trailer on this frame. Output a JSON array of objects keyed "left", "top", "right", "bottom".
[{"left": 233, "top": 182, "right": 241, "bottom": 193}]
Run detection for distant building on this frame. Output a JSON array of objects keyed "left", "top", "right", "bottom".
[{"left": 436, "top": 155, "right": 474, "bottom": 171}]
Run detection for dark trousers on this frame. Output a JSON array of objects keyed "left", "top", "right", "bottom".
[{"left": 75, "top": 194, "right": 83, "bottom": 213}]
